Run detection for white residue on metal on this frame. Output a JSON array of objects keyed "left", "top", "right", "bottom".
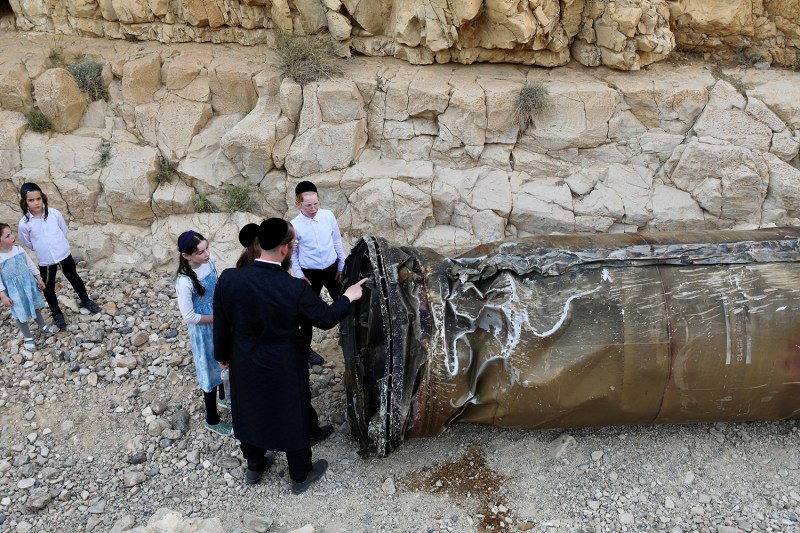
[
  {"left": 601, "top": 268, "right": 613, "bottom": 282},
  {"left": 446, "top": 299, "right": 477, "bottom": 377},
  {"left": 528, "top": 287, "right": 602, "bottom": 338},
  {"left": 721, "top": 292, "right": 732, "bottom": 366},
  {"left": 446, "top": 331, "right": 469, "bottom": 377}
]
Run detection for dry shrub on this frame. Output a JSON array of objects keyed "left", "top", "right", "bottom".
[
  {"left": 516, "top": 82, "right": 551, "bottom": 133},
  {"left": 275, "top": 33, "right": 342, "bottom": 85}
]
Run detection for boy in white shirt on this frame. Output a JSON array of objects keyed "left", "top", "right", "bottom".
[{"left": 290, "top": 181, "right": 346, "bottom": 366}]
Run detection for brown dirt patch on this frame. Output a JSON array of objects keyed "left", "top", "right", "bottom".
[{"left": 402, "top": 443, "right": 530, "bottom": 531}]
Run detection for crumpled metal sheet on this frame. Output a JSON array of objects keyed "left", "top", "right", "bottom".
[{"left": 341, "top": 228, "right": 800, "bottom": 457}]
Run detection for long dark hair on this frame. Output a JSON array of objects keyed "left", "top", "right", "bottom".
[
  {"left": 236, "top": 242, "right": 260, "bottom": 268},
  {"left": 176, "top": 231, "right": 207, "bottom": 296},
  {"left": 19, "top": 183, "right": 49, "bottom": 222}
]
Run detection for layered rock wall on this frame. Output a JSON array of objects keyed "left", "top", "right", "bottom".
[
  {"left": 1, "top": 0, "right": 799, "bottom": 70},
  {"left": 0, "top": 34, "right": 799, "bottom": 271}
]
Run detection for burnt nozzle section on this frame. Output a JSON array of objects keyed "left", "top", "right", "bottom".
[
  {"left": 340, "top": 237, "right": 442, "bottom": 457},
  {"left": 341, "top": 229, "right": 800, "bottom": 457}
]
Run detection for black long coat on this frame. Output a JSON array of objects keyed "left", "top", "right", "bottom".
[{"left": 213, "top": 261, "right": 351, "bottom": 451}]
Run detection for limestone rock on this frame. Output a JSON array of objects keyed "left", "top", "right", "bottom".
[
  {"left": 180, "top": 0, "right": 224, "bottom": 28},
  {"left": 33, "top": 68, "right": 87, "bottom": 133},
  {"left": 0, "top": 61, "right": 33, "bottom": 113},
  {"left": 648, "top": 184, "right": 704, "bottom": 231},
  {"left": 122, "top": 53, "right": 162, "bottom": 107},
  {"left": 603, "top": 65, "right": 712, "bottom": 135},
  {"left": 152, "top": 179, "right": 195, "bottom": 216},
  {"left": 46, "top": 135, "right": 104, "bottom": 223},
  {"left": 285, "top": 82, "right": 367, "bottom": 175},
  {"left": 692, "top": 81, "right": 773, "bottom": 153},
  {"left": 670, "top": 139, "right": 768, "bottom": 225},
  {"left": 122, "top": 470, "right": 147, "bottom": 487},
  {"left": 574, "top": 182, "right": 625, "bottom": 220},
  {"left": 572, "top": 0, "right": 675, "bottom": 70},
  {"left": 744, "top": 74, "right": 800, "bottom": 130},
  {"left": 342, "top": 178, "right": 432, "bottom": 244},
  {"left": 208, "top": 57, "right": 258, "bottom": 115},
  {"left": 761, "top": 153, "right": 800, "bottom": 225},
  {"left": 510, "top": 175, "right": 574, "bottom": 235},
  {"left": 431, "top": 166, "right": 511, "bottom": 240},
  {"left": 414, "top": 225, "right": 480, "bottom": 255},
  {"left": 279, "top": 78, "right": 303, "bottom": 123},
  {"left": 220, "top": 97, "right": 281, "bottom": 183},
  {"left": 99, "top": 141, "right": 159, "bottom": 225},
  {"left": 180, "top": 114, "right": 242, "bottom": 191},
  {"left": 165, "top": 53, "right": 210, "bottom": 102},
  {"left": 604, "top": 164, "right": 653, "bottom": 227},
  {"left": 518, "top": 76, "right": 620, "bottom": 152},
  {"left": 316, "top": 80, "right": 365, "bottom": 124},
  {"left": 326, "top": 10, "right": 352, "bottom": 41},
  {"left": 136, "top": 508, "right": 224, "bottom": 533},
  {"left": 110, "top": 0, "right": 152, "bottom": 23},
  {"left": 341, "top": 157, "right": 432, "bottom": 194},
  {"left": 771, "top": 131, "right": 800, "bottom": 162},
  {"left": 156, "top": 93, "right": 213, "bottom": 160},
  {"left": 433, "top": 78, "right": 486, "bottom": 159},
  {"left": 479, "top": 76, "right": 523, "bottom": 144},
  {"left": 0, "top": 111, "right": 27, "bottom": 178},
  {"left": 745, "top": 96, "right": 789, "bottom": 133}
]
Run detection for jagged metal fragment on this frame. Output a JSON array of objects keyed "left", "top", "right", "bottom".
[{"left": 340, "top": 228, "right": 800, "bottom": 457}]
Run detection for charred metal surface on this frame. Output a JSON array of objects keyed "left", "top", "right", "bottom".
[{"left": 340, "top": 228, "right": 800, "bottom": 457}]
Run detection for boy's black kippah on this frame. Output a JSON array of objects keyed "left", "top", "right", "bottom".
[
  {"left": 294, "top": 181, "right": 317, "bottom": 196},
  {"left": 258, "top": 218, "right": 289, "bottom": 250}
]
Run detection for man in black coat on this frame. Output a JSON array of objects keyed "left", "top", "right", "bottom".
[{"left": 213, "top": 218, "right": 366, "bottom": 494}]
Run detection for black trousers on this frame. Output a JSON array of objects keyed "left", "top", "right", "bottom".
[
  {"left": 39, "top": 254, "right": 89, "bottom": 314},
  {"left": 240, "top": 443, "right": 311, "bottom": 482},
  {"left": 239, "top": 405, "right": 324, "bottom": 482},
  {"left": 300, "top": 260, "right": 341, "bottom": 343},
  {"left": 301, "top": 260, "right": 342, "bottom": 300}
]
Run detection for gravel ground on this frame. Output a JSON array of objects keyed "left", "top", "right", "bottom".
[{"left": 1, "top": 268, "right": 798, "bottom": 533}]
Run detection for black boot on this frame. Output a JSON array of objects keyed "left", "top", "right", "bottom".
[
  {"left": 52, "top": 312, "right": 66, "bottom": 330},
  {"left": 307, "top": 349, "right": 325, "bottom": 366}
]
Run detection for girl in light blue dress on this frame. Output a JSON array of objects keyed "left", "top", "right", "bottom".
[
  {"left": 0, "top": 223, "right": 58, "bottom": 351},
  {"left": 175, "top": 230, "right": 232, "bottom": 436}
]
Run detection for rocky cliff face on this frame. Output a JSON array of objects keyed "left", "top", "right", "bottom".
[
  {"left": 0, "top": 33, "right": 799, "bottom": 271},
  {"left": 1, "top": 0, "right": 799, "bottom": 70}
]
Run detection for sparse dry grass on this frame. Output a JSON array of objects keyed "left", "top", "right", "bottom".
[
  {"left": 275, "top": 33, "right": 342, "bottom": 85},
  {"left": 516, "top": 82, "right": 550, "bottom": 133}
]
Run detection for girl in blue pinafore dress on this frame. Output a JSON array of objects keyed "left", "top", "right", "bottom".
[
  {"left": 0, "top": 223, "right": 59, "bottom": 352},
  {"left": 175, "top": 230, "right": 232, "bottom": 436}
]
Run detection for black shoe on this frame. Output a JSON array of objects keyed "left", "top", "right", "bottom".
[
  {"left": 81, "top": 299, "right": 101, "bottom": 314},
  {"left": 245, "top": 468, "right": 264, "bottom": 485},
  {"left": 291, "top": 459, "right": 328, "bottom": 495},
  {"left": 52, "top": 313, "right": 66, "bottom": 330},
  {"left": 307, "top": 349, "right": 325, "bottom": 366},
  {"left": 309, "top": 424, "right": 333, "bottom": 447},
  {"left": 244, "top": 451, "right": 274, "bottom": 485}
]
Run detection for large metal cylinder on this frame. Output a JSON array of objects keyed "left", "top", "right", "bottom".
[{"left": 340, "top": 228, "right": 800, "bottom": 457}]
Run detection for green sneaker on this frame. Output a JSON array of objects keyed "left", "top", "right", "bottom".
[
  {"left": 218, "top": 397, "right": 230, "bottom": 411},
  {"left": 204, "top": 420, "right": 233, "bottom": 436}
]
